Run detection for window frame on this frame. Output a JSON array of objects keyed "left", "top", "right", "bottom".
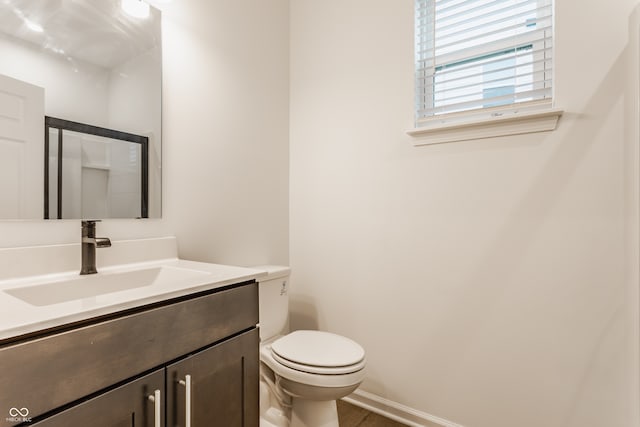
[{"left": 409, "top": 0, "right": 561, "bottom": 144}]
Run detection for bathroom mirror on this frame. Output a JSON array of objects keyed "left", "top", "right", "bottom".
[{"left": 0, "top": 0, "right": 162, "bottom": 219}]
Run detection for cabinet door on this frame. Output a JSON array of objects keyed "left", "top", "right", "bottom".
[
  {"left": 167, "top": 328, "right": 259, "bottom": 427},
  {"left": 31, "top": 369, "right": 164, "bottom": 427}
]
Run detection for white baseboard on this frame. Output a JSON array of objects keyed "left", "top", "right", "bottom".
[{"left": 342, "top": 389, "right": 465, "bottom": 427}]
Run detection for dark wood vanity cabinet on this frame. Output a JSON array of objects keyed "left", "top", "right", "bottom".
[
  {"left": 167, "top": 329, "right": 259, "bottom": 427},
  {"left": 29, "top": 369, "right": 165, "bottom": 427},
  {"left": 0, "top": 282, "right": 259, "bottom": 427}
]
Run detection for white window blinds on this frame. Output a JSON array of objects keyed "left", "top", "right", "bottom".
[{"left": 415, "top": 0, "right": 553, "bottom": 125}]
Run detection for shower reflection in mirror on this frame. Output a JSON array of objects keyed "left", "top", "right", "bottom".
[{"left": 44, "top": 117, "right": 148, "bottom": 219}]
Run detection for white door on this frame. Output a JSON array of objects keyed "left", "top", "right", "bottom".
[{"left": 0, "top": 73, "right": 44, "bottom": 219}]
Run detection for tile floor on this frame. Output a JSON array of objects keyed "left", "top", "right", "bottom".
[{"left": 337, "top": 400, "right": 408, "bottom": 427}]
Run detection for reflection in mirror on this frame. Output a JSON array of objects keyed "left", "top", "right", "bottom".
[
  {"left": 0, "top": 0, "right": 162, "bottom": 219},
  {"left": 45, "top": 117, "right": 148, "bottom": 220}
]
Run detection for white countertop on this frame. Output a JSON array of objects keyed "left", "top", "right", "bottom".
[{"left": 0, "top": 238, "right": 267, "bottom": 342}]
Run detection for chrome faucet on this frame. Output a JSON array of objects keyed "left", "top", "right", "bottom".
[{"left": 80, "top": 220, "right": 111, "bottom": 275}]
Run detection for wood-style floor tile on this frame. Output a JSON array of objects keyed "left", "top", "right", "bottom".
[{"left": 337, "top": 400, "right": 408, "bottom": 427}]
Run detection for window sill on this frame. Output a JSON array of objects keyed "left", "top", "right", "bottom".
[{"left": 406, "top": 108, "right": 564, "bottom": 146}]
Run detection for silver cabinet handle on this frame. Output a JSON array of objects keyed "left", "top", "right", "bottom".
[
  {"left": 179, "top": 374, "right": 192, "bottom": 427},
  {"left": 147, "top": 389, "right": 161, "bottom": 427}
]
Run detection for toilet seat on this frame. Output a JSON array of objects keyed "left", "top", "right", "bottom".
[
  {"left": 271, "top": 351, "right": 366, "bottom": 375},
  {"left": 260, "top": 344, "right": 366, "bottom": 389},
  {"left": 270, "top": 330, "right": 365, "bottom": 375}
]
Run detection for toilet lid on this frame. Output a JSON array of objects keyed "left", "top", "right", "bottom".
[{"left": 271, "top": 330, "right": 365, "bottom": 368}]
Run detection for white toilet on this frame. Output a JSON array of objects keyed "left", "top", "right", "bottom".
[{"left": 256, "top": 266, "right": 366, "bottom": 427}]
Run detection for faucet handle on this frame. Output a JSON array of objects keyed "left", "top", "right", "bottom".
[{"left": 95, "top": 237, "right": 112, "bottom": 248}]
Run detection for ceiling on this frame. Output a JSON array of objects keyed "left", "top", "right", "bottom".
[{"left": 0, "top": 0, "right": 160, "bottom": 69}]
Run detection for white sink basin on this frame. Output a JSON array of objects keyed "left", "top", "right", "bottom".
[{"left": 5, "top": 266, "right": 210, "bottom": 306}]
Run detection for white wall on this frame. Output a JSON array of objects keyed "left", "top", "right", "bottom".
[
  {"left": 290, "top": 1, "right": 639, "bottom": 427},
  {"left": 0, "top": 0, "right": 290, "bottom": 269},
  {"left": 161, "top": 0, "right": 290, "bottom": 266}
]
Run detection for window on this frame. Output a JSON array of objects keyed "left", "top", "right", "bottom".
[{"left": 414, "top": 0, "right": 554, "bottom": 127}]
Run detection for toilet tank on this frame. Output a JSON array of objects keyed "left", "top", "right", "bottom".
[{"left": 254, "top": 265, "right": 291, "bottom": 341}]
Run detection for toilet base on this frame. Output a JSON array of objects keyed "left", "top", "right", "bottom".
[
  {"left": 291, "top": 398, "right": 339, "bottom": 427},
  {"left": 260, "top": 376, "right": 291, "bottom": 427}
]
